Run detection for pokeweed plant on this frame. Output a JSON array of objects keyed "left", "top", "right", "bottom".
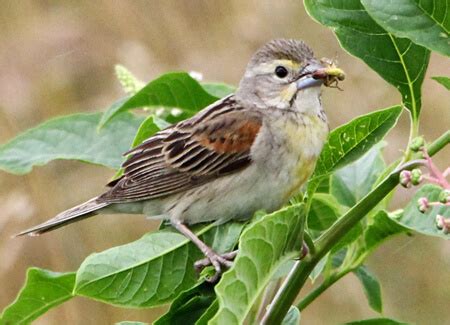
[{"left": 0, "top": 1, "right": 449, "bottom": 324}]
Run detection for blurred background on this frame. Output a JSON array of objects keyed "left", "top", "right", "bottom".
[{"left": 0, "top": 1, "right": 449, "bottom": 324}]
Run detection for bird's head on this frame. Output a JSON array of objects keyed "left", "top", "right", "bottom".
[{"left": 236, "top": 39, "right": 345, "bottom": 112}]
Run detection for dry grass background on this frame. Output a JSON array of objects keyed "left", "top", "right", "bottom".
[{"left": 0, "top": 1, "right": 449, "bottom": 324}]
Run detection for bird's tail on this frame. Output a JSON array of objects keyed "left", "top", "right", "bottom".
[{"left": 15, "top": 197, "right": 109, "bottom": 237}]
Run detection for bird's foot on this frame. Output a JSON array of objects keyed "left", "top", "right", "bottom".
[{"left": 195, "top": 250, "right": 238, "bottom": 283}]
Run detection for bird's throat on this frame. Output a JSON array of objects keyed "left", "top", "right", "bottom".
[{"left": 292, "top": 86, "right": 322, "bottom": 115}]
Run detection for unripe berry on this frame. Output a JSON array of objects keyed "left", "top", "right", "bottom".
[
  {"left": 410, "top": 169, "right": 422, "bottom": 185},
  {"left": 410, "top": 136, "right": 425, "bottom": 152}
]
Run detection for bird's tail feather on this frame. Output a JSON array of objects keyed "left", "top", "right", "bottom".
[{"left": 15, "top": 197, "right": 109, "bottom": 237}]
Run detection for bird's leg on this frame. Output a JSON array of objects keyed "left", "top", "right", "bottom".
[{"left": 171, "top": 220, "right": 234, "bottom": 282}]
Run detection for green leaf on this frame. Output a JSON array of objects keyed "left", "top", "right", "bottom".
[
  {"left": 281, "top": 306, "right": 301, "bottom": 325},
  {"left": 331, "top": 144, "right": 386, "bottom": 207},
  {"left": 201, "top": 221, "right": 248, "bottom": 254},
  {"left": 354, "top": 266, "right": 382, "bottom": 313},
  {"left": 273, "top": 260, "right": 297, "bottom": 280},
  {"left": 308, "top": 193, "right": 344, "bottom": 232},
  {"left": 75, "top": 229, "right": 203, "bottom": 307},
  {"left": 0, "top": 268, "right": 75, "bottom": 325},
  {"left": 316, "top": 176, "right": 331, "bottom": 193},
  {"left": 432, "top": 76, "right": 450, "bottom": 90},
  {"left": 308, "top": 105, "right": 402, "bottom": 196},
  {"left": 130, "top": 116, "right": 162, "bottom": 148},
  {"left": 304, "top": 0, "right": 430, "bottom": 120},
  {"left": 0, "top": 112, "right": 143, "bottom": 175},
  {"left": 344, "top": 318, "right": 409, "bottom": 325},
  {"left": 195, "top": 300, "right": 218, "bottom": 325},
  {"left": 210, "top": 204, "right": 306, "bottom": 324},
  {"left": 99, "top": 72, "right": 219, "bottom": 128},
  {"left": 361, "top": 211, "right": 407, "bottom": 253},
  {"left": 201, "top": 82, "right": 235, "bottom": 98},
  {"left": 323, "top": 248, "right": 347, "bottom": 279},
  {"left": 362, "top": 0, "right": 450, "bottom": 57},
  {"left": 154, "top": 282, "right": 215, "bottom": 325},
  {"left": 74, "top": 222, "right": 244, "bottom": 307},
  {"left": 391, "top": 184, "right": 450, "bottom": 239}
]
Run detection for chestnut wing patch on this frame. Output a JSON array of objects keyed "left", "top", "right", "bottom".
[
  {"left": 100, "top": 106, "right": 262, "bottom": 203},
  {"left": 196, "top": 118, "right": 262, "bottom": 154}
]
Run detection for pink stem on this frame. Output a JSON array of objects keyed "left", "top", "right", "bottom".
[
  {"left": 422, "top": 149, "right": 450, "bottom": 189},
  {"left": 429, "top": 202, "right": 450, "bottom": 207},
  {"left": 422, "top": 175, "right": 442, "bottom": 185}
]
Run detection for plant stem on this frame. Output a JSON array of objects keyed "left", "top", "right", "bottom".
[
  {"left": 303, "top": 231, "right": 316, "bottom": 256},
  {"left": 255, "top": 279, "right": 283, "bottom": 323},
  {"left": 427, "top": 130, "right": 449, "bottom": 157},
  {"left": 404, "top": 115, "right": 420, "bottom": 160},
  {"left": 262, "top": 132, "right": 449, "bottom": 324},
  {"left": 297, "top": 270, "right": 349, "bottom": 310}
]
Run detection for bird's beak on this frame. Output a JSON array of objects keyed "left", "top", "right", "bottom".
[
  {"left": 296, "top": 61, "right": 345, "bottom": 91},
  {"left": 296, "top": 62, "right": 325, "bottom": 91}
]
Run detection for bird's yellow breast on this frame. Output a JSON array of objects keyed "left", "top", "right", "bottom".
[{"left": 281, "top": 113, "right": 329, "bottom": 201}]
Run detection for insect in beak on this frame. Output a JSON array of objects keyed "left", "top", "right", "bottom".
[{"left": 296, "top": 60, "right": 345, "bottom": 91}]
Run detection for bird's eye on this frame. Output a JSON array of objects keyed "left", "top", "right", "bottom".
[{"left": 275, "top": 66, "right": 288, "bottom": 78}]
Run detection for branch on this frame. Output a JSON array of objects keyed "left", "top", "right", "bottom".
[
  {"left": 427, "top": 130, "right": 450, "bottom": 157},
  {"left": 297, "top": 269, "right": 349, "bottom": 310},
  {"left": 262, "top": 131, "right": 449, "bottom": 324}
]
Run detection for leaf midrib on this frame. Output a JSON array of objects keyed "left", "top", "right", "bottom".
[{"left": 387, "top": 34, "right": 418, "bottom": 120}]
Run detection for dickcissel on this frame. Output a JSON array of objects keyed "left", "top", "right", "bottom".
[{"left": 18, "top": 39, "right": 344, "bottom": 281}]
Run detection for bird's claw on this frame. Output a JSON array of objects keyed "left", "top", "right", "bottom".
[{"left": 195, "top": 250, "right": 238, "bottom": 283}]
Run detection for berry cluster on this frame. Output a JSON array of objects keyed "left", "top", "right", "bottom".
[{"left": 399, "top": 138, "right": 449, "bottom": 234}]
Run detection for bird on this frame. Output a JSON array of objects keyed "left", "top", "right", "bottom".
[{"left": 17, "top": 39, "right": 344, "bottom": 282}]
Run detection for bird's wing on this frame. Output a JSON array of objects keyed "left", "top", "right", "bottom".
[{"left": 99, "top": 95, "right": 263, "bottom": 203}]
